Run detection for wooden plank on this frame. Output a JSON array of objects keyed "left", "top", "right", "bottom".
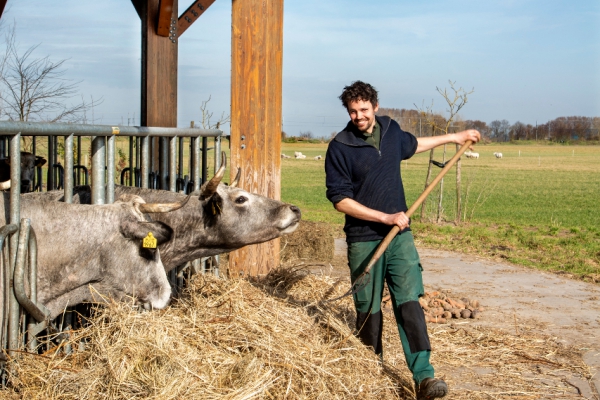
[
  {"left": 157, "top": 0, "right": 175, "bottom": 37},
  {"left": 177, "top": 0, "right": 216, "bottom": 37},
  {"left": 0, "top": 0, "right": 7, "bottom": 20},
  {"left": 130, "top": 0, "right": 143, "bottom": 19},
  {"left": 229, "top": 0, "right": 284, "bottom": 277},
  {"left": 141, "top": 0, "right": 178, "bottom": 189},
  {"left": 141, "top": 0, "right": 178, "bottom": 128}
]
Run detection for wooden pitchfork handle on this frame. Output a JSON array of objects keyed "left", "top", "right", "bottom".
[{"left": 359, "top": 140, "right": 473, "bottom": 277}]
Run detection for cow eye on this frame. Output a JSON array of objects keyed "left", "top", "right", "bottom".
[{"left": 235, "top": 196, "right": 248, "bottom": 204}]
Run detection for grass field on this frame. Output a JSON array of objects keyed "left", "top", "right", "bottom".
[{"left": 281, "top": 142, "right": 600, "bottom": 282}]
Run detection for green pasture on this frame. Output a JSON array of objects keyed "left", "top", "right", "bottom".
[{"left": 281, "top": 142, "right": 600, "bottom": 282}]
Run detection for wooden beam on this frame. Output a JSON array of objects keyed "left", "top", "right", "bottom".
[
  {"left": 141, "top": 1, "right": 178, "bottom": 127},
  {"left": 141, "top": 0, "right": 178, "bottom": 190},
  {"left": 229, "top": 0, "right": 284, "bottom": 277},
  {"left": 130, "top": 0, "right": 143, "bottom": 19},
  {"left": 0, "top": 0, "right": 7, "bottom": 20},
  {"left": 177, "top": 0, "right": 216, "bottom": 37},
  {"left": 157, "top": 0, "right": 175, "bottom": 37}
]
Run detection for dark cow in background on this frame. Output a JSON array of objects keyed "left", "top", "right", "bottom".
[
  {"left": 0, "top": 151, "right": 47, "bottom": 192},
  {"left": 1, "top": 193, "right": 189, "bottom": 319},
  {"left": 28, "top": 153, "right": 302, "bottom": 272}
]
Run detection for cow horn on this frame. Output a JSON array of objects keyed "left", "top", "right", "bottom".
[
  {"left": 138, "top": 194, "right": 191, "bottom": 213},
  {"left": 230, "top": 168, "right": 241, "bottom": 187},
  {"left": 200, "top": 152, "right": 226, "bottom": 198},
  {"left": 0, "top": 180, "right": 10, "bottom": 190}
]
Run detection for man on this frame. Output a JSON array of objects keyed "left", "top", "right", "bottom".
[{"left": 325, "top": 81, "right": 480, "bottom": 399}]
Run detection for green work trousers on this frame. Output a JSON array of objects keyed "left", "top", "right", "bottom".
[{"left": 347, "top": 231, "right": 434, "bottom": 385}]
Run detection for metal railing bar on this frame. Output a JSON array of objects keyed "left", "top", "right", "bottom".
[
  {"left": 169, "top": 137, "right": 177, "bottom": 192},
  {"left": 64, "top": 134, "right": 74, "bottom": 204},
  {"left": 192, "top": 137, "right": 201, "bottom": 191},
  {"left": 0, "top": 121, "right": 223, "bottom": 138},
  {"left": 91, "top": 137, "right": 105, "bottom": 205},
  {"left": 0, "top": 225, "right": 18, "bottom": 359},
  {"left": 7, "top": 134, "right": 20, "bottom": 357},
  {"left": 13, "top": 220, "right": 47, "bottom": 324},
  {"left": 107, "top": 136, "right": 115, "bottom": 203},
  {"left": 141, "top": 136, "right": 149, "bottom": 189}
]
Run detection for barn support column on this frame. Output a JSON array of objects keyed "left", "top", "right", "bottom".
[
  {"left": 140, "top": 0, "right": 178, "bottom": 189},
  {"left": 229, "top": 0, "right": 284, "bottom": 277}
]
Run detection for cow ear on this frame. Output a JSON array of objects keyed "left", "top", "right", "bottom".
[
  {"left": 35, "top": 157, "right": 47, "bottom": 167},
  {"left": 120, "top": 219, "right": 173, "bottom": 245},
  {"left": 203, "top": 193, "right": 223, "bottom": 216}
]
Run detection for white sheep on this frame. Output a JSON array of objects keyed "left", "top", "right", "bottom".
[
  {"left": 471, "top": 152, "right": 479, "bottom": 159},
  {"left": 314, "top": 155, "right": 322, "bottom": 160},
  {"left": 294, "top": 151, "right": 302, "bottom": 157},
  {"left": 465, "top": 151, "right": 479, "bottom": 159},
  {"left": 281, "top": 153, "right": 291, "bottom": 159},
  {"left": 494, "top": 152, "right": 503, "bottom": 159},
  {"left": 295, "top": 153, "right": 306, "bottom": 159}
]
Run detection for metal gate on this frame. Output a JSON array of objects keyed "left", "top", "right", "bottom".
[{"left": 0, "top": 120, "right": 225, "bottom": 377}]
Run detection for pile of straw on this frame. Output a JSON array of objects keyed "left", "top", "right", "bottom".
[
  {"left": 3, "top": 265, "right": 597, "bottom": 399},
  {"left": 4, "top": 268, "right": 406, "bottom": 399}
]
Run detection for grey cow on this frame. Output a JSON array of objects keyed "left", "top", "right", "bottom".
[
  {"left": 1, "top": 193, "right": 188, "bottom": 319},
  {"left": 28, "top": 154, "right": 302, "bottom": 272}
]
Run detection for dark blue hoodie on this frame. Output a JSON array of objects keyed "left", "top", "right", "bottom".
[{"left": 325, "top": 115, "right": 417, "bottom": 243}]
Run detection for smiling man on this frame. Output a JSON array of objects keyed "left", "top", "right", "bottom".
[{"left": 325, "top": 80, "right": 480, "bottom": 399}]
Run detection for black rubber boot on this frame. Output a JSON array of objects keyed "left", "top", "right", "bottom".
[{"left": 416, "top": 378, "right": 448, "bottom": 399}]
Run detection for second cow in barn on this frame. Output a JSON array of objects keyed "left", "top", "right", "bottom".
[
  {"left": 0, "top": 151, "right": 47, "bottom": 192},
  {"left": 26, "top": 153, "right": 302, "bottom": 272},
  {"left": 1, "top": 193, "right": 189, "bottom": 319}
]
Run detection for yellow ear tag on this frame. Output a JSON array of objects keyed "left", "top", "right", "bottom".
[{"left": 143, "top": 232, "right": 157, "bottom": 249}]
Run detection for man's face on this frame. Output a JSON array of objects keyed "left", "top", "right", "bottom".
[{"left": 347, "top": 99, "right": 379, "bottom": 133}]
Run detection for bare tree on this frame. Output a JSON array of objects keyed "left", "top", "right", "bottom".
[
  {"left": 199, "top": 95, "right": 230, "bottom": 129},
  {"left": 0, "top": 27, "right": 92, "bottom": 123},
  {"left": 416, "top": 80, "right": 473, "bottom": 224}
]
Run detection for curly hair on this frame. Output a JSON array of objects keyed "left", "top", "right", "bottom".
[{"left": 338, "top": 81, "right": 379, "bottom": 109}]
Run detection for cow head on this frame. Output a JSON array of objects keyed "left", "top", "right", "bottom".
[
  {"left": 197, "top": 153, "right": 301, "bottom": 249},
  {"left": 112, "top": 194, "right": 191, "bottom": 310},
  {"left": 0, "top": 152, "right": 47, "bottom": 192}
]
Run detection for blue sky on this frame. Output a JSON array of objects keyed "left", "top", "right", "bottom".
[{"left": 2, "top": 0, "right": 599, "bottom": 137}]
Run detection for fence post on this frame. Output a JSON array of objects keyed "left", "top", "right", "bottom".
[
  {"left": 91, "top": 137, "right": 106, "bottom": 205},
  {"left": 8, "top": 133, "right": 21, "bottom": 358},
  {"left": 107, "top": 136, "right": 115, "bottom": 203},
  {"left": 64, "top": 134, "right": 74, "bottom": 204}
]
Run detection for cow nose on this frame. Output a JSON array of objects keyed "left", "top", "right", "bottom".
[
  {"left": 20, "top": 180, "right": 31, "bottom": 192},
  {"left": 290, "top": 205, "right": 301, "bottom": 218}
]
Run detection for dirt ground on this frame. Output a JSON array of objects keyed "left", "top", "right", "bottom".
[{"left": 305, "top": 238, "right": 600, "bottom": 399}]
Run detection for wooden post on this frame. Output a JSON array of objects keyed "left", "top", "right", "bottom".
[
  {"left": 229, "top": 0, "right": 284, "bottom": 277},
  {"left": 140, "top": 0, "right": 178, "bottom": 188}
]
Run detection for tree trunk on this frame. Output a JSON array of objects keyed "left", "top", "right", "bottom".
[
  {"left": 420, "top": 148, "right": 435, "bottom": 221},
  {"left": 455, "top": 143, "right": 462, "bottom": 223},
  {"left": 436, "top": 144, "right": 447, "bottom": 223}
]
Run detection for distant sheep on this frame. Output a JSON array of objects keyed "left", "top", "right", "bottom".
[
  {"left": 464, "top": 151, "right": 479, "bottom": 159},
  {"left": 281, "top": 153, "right": 291, "bottom": 159},
  {"left": 295, "top": 152, "right": 306, "bottom": 159},
  {"left": 494, "top": 152, "right": 503, "bottom": 159},
  {"left": 314, "top": 155, "right": 322, "bottom": 160}
]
